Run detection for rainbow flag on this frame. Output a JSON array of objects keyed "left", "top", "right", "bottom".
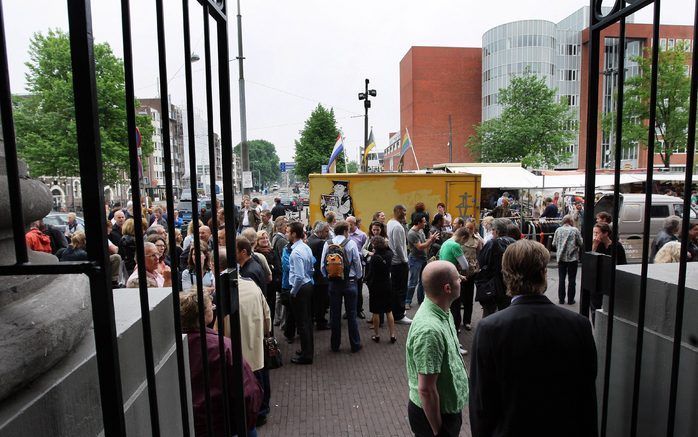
[
  {"left": 328, "top": 134, "right": 344, "bottom": 173},
  {"left": 399, "top": 128, "right": 412, "bottom": 158}
]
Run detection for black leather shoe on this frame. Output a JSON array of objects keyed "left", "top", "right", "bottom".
[
  {"left": 316, "top": 324, "right": 330, "bottom": 331},
  {"left": 351, "top": 345, "right": 363, "bottom": 353},
  {"left": 291, "top": 356, "right": 313, "bottom": 365}
]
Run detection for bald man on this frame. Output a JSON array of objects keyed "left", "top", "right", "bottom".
[{"left": 405, "top": 261, "right": 469, "bottom": 437}]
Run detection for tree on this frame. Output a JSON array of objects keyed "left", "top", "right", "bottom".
[
  {"left": 346, "top": 160, "right": 359, "bottom": 173},
  {"left": 467, "top": 73, "right": 575, "bottom": 168},
  {"left": 293, "top": 104, "right": 345, "bottom": 179},
  {"left": 606, "top": 42, "right": 691, "bottom": 168},
  {"left": 234, "top": 139, "right": 281, "bottom": 189},
  {"left": 13, "top": 29, "right": 153, "bottom": 186}
]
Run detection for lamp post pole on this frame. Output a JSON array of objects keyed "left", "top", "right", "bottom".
[
  {"left": 358, "top": 79, "right": 377, "bottom": 172},
  {"left": 236, "top": 0, "right": 250, "bottom": 194}
]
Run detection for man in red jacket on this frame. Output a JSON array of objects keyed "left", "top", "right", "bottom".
[{"left": 25, "top": 220, "right": 52, "bottom": 253}]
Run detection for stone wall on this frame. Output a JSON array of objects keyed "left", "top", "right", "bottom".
[
  {"left": 595, "top": 263, "right": 698, "bottom": 437},
  {"left": 0, "top": 288, "right": 194, "bottom": 437}
]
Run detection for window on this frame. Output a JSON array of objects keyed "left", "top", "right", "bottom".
[
  {"left": 560, "top": 95, "right": 578, "bottom": 106},
  {"left": 73, "top": 180, "right": 81, "bottom": 198},
  {"left": 668, "top": 38, "right": 675, "bottom": 49},
  {"left": 660, "top": 38, "right": 667, "bottom": 50},
  {"left": 649, "top": 205, "right": 670, "bottom": 218},
  {"left": 561, "top": 44, "right": 579, "bottom": 56},
  {"left": 560, "top": 69, "right": 578, "bottom": 81},
  {"left": 622, "top": 204, "right": 642, "bottom": 222}
]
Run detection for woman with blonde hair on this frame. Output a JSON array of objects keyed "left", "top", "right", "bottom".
[
  {"left": 654, "top": 241, "right": 683, "bottom": 264},
  {"left": 59, "top": 230, "right": 88, "bottom": 261},
  {"left": 118, "top": 218, "right": 137, "bottom": 274},
  {"left": 183, "top": 219, "right": 204, "bottom": 251}
]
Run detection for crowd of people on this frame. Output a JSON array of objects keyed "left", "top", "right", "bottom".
[{"left": 22, "top": 192, "right": 698, "bottom": 437}]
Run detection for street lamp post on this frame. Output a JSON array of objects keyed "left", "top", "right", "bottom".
[
  {"left": 236, "top": 0, "right": 250, "bottom": 194},
  {"left": 358, "top": 79, "right": 377, "bottom": 172}
]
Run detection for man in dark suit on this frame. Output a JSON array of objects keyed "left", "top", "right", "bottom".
[
  {"left": 307, "top": 221, "right": 330, "bottom": 330},
  {"left": 469, "top": 239, "right": 598, "bottom": 437}
]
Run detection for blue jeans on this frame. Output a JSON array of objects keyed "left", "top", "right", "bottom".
[
  {"left": 329, "top": 279, "right": 361, "bottom": 351},
  {"left": 406, "top": 256, "right": 426, "bottom": 305}
]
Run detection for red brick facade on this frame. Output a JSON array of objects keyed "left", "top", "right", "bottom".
[{"left": 394, "top": 47, "right": 482, "bottom": 171}]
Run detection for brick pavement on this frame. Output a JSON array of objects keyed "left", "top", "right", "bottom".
[{"left": 258, "top": 267, "right": 581, "bottom": 436}]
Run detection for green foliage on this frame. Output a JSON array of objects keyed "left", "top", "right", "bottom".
[
  {"left": 293, "top": 104, "right": 344, "bottom": 179},
  {"left": 467, "top": 73, "right": 575, "bottom": 168},
  {"left": 233, "top": 139, "right": 281, "bottom": 189},
  {"left": 13, "top": 29, "right": 153, "bottom": 186},
  {"left": 346, "top": 160, "right": 359, "bottom": 173},
  {"left": 604, "top": 42, "right": 691, "bottom": 168}
]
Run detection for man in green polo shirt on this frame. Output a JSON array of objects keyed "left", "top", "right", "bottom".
[{"left": 406, "top": 260, "right": 469, "bottom": 437}]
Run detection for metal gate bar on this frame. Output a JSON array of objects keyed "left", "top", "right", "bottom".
[
  {"left": 66, "top": 1, "right": 127, "bottom": 435},
  {"left": 666, "top": 3, "right": 698, "bottom": 435},
  {"left": 215, "top": 5, "right": 249, "bottom": 435},
  {"left": 152, "top": 0, "right": 192, "bottom": 434},
  {"left": 201, "top": 3, "right": 233, "bottom": 436},
  {"left": 121, "top": 0, "right": 164, "bottom": 433},
  {"left": 629, "top": 1, "right": 662, "bottom": 435},
  {"left": 0, "top": 1, "right": 27, "bottom": 265}
]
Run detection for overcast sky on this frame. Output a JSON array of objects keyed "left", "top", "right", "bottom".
[{"left": 3, "top": 1, "right": 691, "bottom": 164}]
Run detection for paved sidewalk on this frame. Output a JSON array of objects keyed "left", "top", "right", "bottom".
[{"left": 259, "top": 267, "right": 581, "bottom": 436}]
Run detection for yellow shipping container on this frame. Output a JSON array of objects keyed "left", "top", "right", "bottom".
[{"left": 308, "top": 173, "right": 481, "bottom": 225}]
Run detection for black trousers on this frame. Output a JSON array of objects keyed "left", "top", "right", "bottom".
[
  {"left": 558, "top": 261, "right": 578, "bottom": 304},
  {"left": 266, "top": 281, "right": 278, "bottom": 334},
  {"left": 356, "top": 277, "right": 364, "bottom": 313},
  {"left": 407, "top": 400, "right": 462, "bottom": 437},
  {"left": 390, "top": 263, "right": 409, "bottom": 320},
  {"left": 450, "top": 277, "right": 475, "bottom": 330},
  {"left": 291, "top": 283, "right": 314, "bottom": 360},
  {"left": 312, "top": 281, "right": 329, "bottom": 327}
]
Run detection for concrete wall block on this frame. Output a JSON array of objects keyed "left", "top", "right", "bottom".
[
  {"left": 0, "top": 287, "right": 193, "bottom": 437},
  {"left": 596, "top": 263, "right": 698, "bottom": 437}
]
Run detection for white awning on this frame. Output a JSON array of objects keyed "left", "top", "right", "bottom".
[
  {"left": 433, "top": 163, "right": 698, "bottom": 189},
  {"left": 540, "top": 172, "right": 698, "bottom": 188},
  {"left": 435, "top": 163, "right": 542, "bottom": 189}
]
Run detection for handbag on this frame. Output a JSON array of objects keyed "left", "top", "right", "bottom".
[
  {"left": 474, "top": 275, "right": 497, "bottom": 303},
  {"left": 264, "top": 336, "right": 283, "bottom": 369}
]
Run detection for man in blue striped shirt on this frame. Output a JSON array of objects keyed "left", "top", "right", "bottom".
[{"left": 288, "top": 221, "right": 315, "bottom": 365}]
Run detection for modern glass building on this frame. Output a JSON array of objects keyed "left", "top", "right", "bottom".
[{"left": 481, "top": 7, "right": 599, "bottom": 169}]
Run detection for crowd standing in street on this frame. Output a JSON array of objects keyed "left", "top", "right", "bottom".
[{"left": 28, "top": 187, "right": 698, "bottom": 437}]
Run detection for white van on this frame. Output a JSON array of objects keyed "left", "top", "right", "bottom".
[{"left": 594, "top": 193, "right": 698, "bottom": 259}]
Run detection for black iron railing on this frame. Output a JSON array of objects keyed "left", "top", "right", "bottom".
[
  {"left": 0, "top": 0, "right": 245, "bottom": 436},
  {"left": 583, "top": 1, "right": 697, "bottom": 437}
]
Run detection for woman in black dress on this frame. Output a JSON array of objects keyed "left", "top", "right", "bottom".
[{"left": 366, "top": 236, "right": 396, "bottom": 343}]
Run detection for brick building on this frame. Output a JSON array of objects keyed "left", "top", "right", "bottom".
[
  {"left": 393, "top": 46, "right": 482, "bottom": 171},
  {"left": 390, "top": 7, "right": 693, "bottom": 173}
]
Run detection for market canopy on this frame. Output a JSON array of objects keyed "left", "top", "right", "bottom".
[
  {"left": 432, "top": 163, "right": 698, "bottom": 189},
  {"left": 433, "top": 163, "right": 542, "bottom": 189}
]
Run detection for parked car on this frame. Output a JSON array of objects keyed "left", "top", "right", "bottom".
[
  {"left": 298, "top": 190, "right": 309, "bottom": 206},
  {"left": 177, "top": 198, "right": 213, "bottom": 229},
  {"left": 43, "top": 212, "right": 85, "bottom": 234},
  {"left": 279, "top": 193, "right": 302, "bottom": 212}
]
